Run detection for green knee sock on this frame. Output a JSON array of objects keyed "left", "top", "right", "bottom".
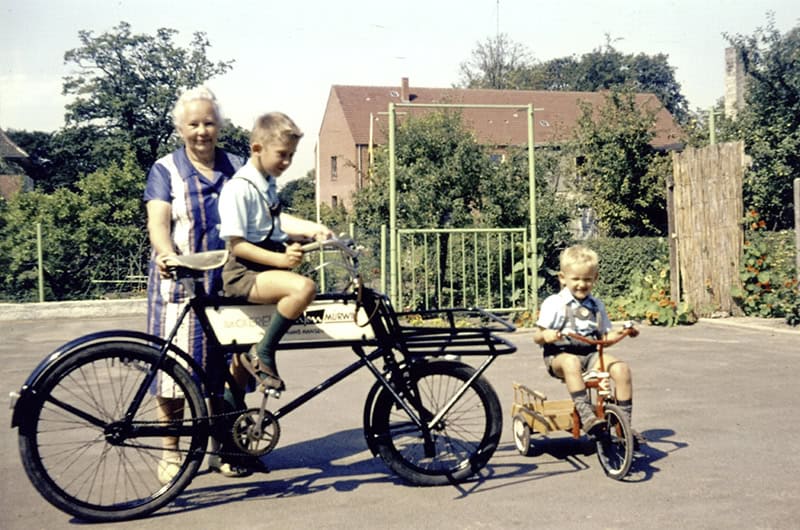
[
  {"left": 223, "top": 387, "right": 244, "bottom": 412},
  {"left": 255, "top": 312, "right": 295, "bottom": 374}
]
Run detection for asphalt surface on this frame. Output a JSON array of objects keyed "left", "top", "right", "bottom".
[{"left": 1, "top": 303, "right": 798, "bottom": 529}]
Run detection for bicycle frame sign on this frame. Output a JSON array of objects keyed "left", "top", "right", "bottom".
[{"left": 205, "top": 299, "right": 375, "bottom": 344}]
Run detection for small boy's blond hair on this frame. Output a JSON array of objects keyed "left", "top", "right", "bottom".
[
  {"left": 559, "top": 245, "right": 599, "bottom": 272},
  {"left": 251, "top": 112, "right": 303, "bottom": 147}
]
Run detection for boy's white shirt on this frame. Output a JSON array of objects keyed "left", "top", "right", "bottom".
[{"left": 217, "top": 161, "right": 287, "bottom": 244}]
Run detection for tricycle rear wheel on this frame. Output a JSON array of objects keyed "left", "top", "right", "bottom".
[{"left": 512, "top": 414, "right": 533, "bottom": 456}]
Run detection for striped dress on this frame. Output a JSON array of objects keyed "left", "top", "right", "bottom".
[{"left": 144, "top": 147, "right": 245, "bottom": 397}]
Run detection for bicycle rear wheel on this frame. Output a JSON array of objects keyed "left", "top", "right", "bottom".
[
  {"left": 595, "top": 403, "right": 633, "bottom": 480},
  {"left": 17, "top": 341, "right": 209, "bottom": 521},
  {"left": 369, "top": 360, "right": 502, "bottom": 485}
]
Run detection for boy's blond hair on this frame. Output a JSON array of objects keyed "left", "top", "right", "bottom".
[
  {"left": 251, "top": 112, "right": 303, "bottom": 146},
  {"left": 559, "top": 245, "right": 599, "bottom": 272}
]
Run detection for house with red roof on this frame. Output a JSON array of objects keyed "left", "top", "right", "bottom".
[{"left": 316, "top": 77, "right": 684, "bottom": 209}]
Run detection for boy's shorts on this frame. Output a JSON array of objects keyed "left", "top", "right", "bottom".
[
  {"left": 543, "top": 350, "right": 599, "bottom": 379},
  {"left": 221, "top": 240, "right": 286, "bottom": 302}
]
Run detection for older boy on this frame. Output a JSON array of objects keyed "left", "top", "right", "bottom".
[
  {"left": 533, "top": 245, "right": 645, "bottom": 446},
  {"left": 218, "top": 112, "right": 331, "bottom": 392}
]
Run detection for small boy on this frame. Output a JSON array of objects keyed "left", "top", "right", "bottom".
[
  {"left": 532, "top": 245, "right": 645, "bottom": 445},
  {"left": 218, "top": 112, "right": 331, "bottom": 392}
]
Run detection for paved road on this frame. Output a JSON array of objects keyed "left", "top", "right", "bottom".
[{"left": 1, "top": 315, "right": 798, "bottom": 529}]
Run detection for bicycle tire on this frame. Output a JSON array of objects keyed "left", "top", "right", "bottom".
[
  {"left": 369, "top": 360, "right": 502, "bottom": 486},
  {"left": 17, "top": 341, "right": 209, "bottom": 521},
  {"left": 595, "top": 403, "right": 633, "bottom": 480}
]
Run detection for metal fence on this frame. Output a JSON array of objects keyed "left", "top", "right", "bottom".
[{"left": 395, "top": 228, "right": 529, "bottom": 313}]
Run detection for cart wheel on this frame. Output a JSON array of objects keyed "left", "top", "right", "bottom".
[{"left": 512, "top": 414, "right": 533, "bottom": 456}]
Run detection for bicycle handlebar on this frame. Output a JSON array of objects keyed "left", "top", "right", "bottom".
[{"left": 299, "top": 236, "right": 361, "bottom": 259}]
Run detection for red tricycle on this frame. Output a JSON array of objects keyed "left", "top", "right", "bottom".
[{"left": 511, "top": 325, "right": 638, "bottom": 480}]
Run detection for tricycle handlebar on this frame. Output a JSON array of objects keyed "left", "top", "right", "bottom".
[{"left": 564, "top": 323, "right": 638, "bottom": 347}]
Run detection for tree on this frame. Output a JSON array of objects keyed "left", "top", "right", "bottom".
[
  {"left": 458, "top": 33, "right": 533, "bottom": 89},
  {"left": 725, "top": 16, "right": 800, "bottom": 229},
  {"left": 355, "top": 110, "right": 491, "bottom": 232},
  {"left": 528, "top": 42, "right": 689, "bottom": 123},
  {"left": 458, "top": 35, "right": 690, "bottom": 123},
  {"left": 0, "top": 152, "right": 147, "bottom": 301},
  {"left": 62, "top": 21, "right": 234, "bottom": 171},
  {"left": 570, "top": 89, "right": 669, "bottom": 237}
]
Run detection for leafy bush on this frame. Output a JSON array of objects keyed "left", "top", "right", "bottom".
[
  {"left": 584, "top": 237, "right": 669, "bottom": 300},
  {"left": 731, "top": 210, "right": 799, "bottom": 325},
  {"left": 606, "top": 258, "right": 696, "bottom": 326}
]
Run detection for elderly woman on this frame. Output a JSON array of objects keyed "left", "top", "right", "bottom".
[{"left": 145, "top": 85, "right": 252, "bottom": 481}]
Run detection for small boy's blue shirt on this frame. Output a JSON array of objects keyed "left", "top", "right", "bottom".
[{"left": 536, "top": 287, "right": 612, "bottom": 345}]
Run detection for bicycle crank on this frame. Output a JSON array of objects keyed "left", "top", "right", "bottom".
[{"left": 232, "top": 408, "right": 281, "bottom": 456}]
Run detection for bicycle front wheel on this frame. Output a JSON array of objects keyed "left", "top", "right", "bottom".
[
  {"left": 595, "top": 403, "right": 634, "bottom": 480},
  {"left": 17, "top": 341, "right": 209, "bottom": 521},
  {"left": 369, "top": 360, "right": 502, "bottom": 486}
]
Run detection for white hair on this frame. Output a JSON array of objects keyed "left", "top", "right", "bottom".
[{"left": 171, "top": 85, "right": 224, "bottom": 128}]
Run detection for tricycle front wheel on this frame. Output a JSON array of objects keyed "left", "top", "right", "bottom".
[{"left": 595, "top": 403, "right": 634, "bottom": 480}]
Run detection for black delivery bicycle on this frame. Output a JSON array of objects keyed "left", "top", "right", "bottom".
[{"left": 10, "top": 237, "right": 517, "bottom": 522}]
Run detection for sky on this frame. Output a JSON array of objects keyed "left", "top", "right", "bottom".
[{"left": 2, "top": 0, "right": 799, "bottom": 182}]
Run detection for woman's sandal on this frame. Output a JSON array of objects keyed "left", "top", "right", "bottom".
[{"left": 241, "top": 347, "right": 285, "bottom": 392}]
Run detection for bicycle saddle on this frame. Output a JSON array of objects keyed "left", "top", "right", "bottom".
[{"left": 163, "top": 250, "right": 229, "bottom": 271}]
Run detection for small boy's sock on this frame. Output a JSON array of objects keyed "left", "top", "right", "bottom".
[
  {"left": 617, "top": 399, "right": 633, "bottom": 426},
  {"left": 570, "top": 390, "right": 597, "bottom": 426},
  {"left": 254, "top": 312, "right": 295, "bottom": 374}
]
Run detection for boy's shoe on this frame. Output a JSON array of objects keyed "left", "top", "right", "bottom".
[
  {"left": 157, "top": 457, "right": 181, "bottom": 484},
  {"left": 208, "top": 454, "right": 252, "bottom": 478},
  {"left": 241, "top": 347, "right": 285, "bottom": 392},
  {"left": 581, "top": 416, "right": 607, "bottom": 437}
]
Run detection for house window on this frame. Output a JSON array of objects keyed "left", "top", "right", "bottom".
[
  {"left": 331, "top": 195, "right": 338, "bottom": 208},
  {"left": 331, "top": 156, "right": 338, "bottom": 181}
]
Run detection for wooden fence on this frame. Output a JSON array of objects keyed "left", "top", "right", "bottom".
[{"left": 670, "top": 141, "right": 746, "bottom": 316}]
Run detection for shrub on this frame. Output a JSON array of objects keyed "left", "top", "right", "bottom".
[{"left": 731, "top": 210, "right": 799, "bottom": 325}]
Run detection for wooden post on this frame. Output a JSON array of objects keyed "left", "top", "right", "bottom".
[{"left": 666, "top": 168, "right": 680, "bottom": 302}]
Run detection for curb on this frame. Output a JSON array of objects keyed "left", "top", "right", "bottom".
[
  {"left": 697, "top": 317, "right": 799, "bottom": 335},
  {"left": 0, "top": 299, "right": 147, "bottom": 321}
]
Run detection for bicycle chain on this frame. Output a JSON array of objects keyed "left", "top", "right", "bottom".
[{"left": 116, "top": 408, "right": 264, "bottom": 459}]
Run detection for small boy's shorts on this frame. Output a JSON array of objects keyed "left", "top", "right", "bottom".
[{"left": 543, "top": 350, "right": 599, "bottom": 379}]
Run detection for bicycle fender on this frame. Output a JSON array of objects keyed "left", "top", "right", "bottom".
[
  {"left": 362, "top": 380, "right": 383, "bottom": 456},
  {"left": 10, "top": 330, "right": 201, "bottom": 429}
]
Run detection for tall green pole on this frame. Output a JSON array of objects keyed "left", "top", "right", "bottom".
[
  {"left": 37, "top": 222, "right": 44, "bottom": 302},
  {"left": 527, "top": 104, "right": 538, "bottom": 311},
  {"left": 388, "top": 103, "right": 398, "bottom": 306}
]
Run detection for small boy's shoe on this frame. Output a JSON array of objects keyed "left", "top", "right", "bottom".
[
  {"left": 208, "top": 454, "right": 252, "bottom": 478},
  {"left": 632, "top": 430, "right": 648, "bottom": 450},
  {"left": 581, "top": 417, "right": 607, "bottom": 437}
]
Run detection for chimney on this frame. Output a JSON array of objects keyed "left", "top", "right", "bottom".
[{"left": 400, "top": 77, "right": 409, "bottom": 102}]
